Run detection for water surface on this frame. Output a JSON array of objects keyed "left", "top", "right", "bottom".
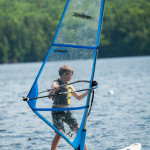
[{"left": 0, "top": 56, "right": 150, "bottom": 149}]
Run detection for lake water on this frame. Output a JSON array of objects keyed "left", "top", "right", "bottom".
[{"left": 0, "top": 56, "right": 150, "bottom": 150}]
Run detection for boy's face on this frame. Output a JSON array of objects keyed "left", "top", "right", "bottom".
[{"left": 62, "top": 71, "right": 72, "bottom": 82}]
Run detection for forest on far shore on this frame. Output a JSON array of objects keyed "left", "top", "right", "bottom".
[{"left": 0, "top": 0, "right": 150, "bottom": 63}]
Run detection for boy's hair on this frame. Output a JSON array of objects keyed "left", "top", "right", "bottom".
[{"left": 59, "top": 65, "right": 73, "bottom": 76}]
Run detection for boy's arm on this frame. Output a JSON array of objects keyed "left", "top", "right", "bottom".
[
  {"left": 71, "top": 85, "right": 89, "bottom": 100},
  {"left": 48, "top": 81, "right": 60, "bottom": 99}
]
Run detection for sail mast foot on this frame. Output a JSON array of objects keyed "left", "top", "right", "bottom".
[{"left": 78, "top": 129, "right": 87, "bottom": 150}]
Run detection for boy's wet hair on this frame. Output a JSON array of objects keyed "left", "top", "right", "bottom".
[{"left": 59, "top": 65, "right": 73, "bottom": 76}]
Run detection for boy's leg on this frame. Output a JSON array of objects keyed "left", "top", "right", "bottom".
[{"left": 51, "top": 131, "right": 62, "bottom": 150}]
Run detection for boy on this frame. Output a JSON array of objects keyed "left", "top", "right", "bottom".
[{"left": 49, "top": 65, "right": 89, "bottom": 150}]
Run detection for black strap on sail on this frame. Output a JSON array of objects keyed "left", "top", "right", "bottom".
[
  {"left": 88, "top": 80, "right": 98, "bottom": 116},
  {"left": 87, "top": 90, "right": 94, "bottom": 116}
]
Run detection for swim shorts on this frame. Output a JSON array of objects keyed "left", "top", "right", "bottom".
[{"left": 51, "top": 107, "right": 78, "bottom": 132}]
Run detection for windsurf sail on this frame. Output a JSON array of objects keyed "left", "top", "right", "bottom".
[{"left": 23, "top": 0, "right": 105, "bottom": 149}]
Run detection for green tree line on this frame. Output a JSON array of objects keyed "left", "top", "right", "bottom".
[
  {"left": 99, "top": 0, "right": 150, "bottom": 58},
  {"left": 0, "top": 0, "right": 149, "bottom": 63}
]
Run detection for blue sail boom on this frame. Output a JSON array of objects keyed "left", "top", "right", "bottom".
[{"left": 33, "top": 106, "right": 87, "bottom": 111}]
